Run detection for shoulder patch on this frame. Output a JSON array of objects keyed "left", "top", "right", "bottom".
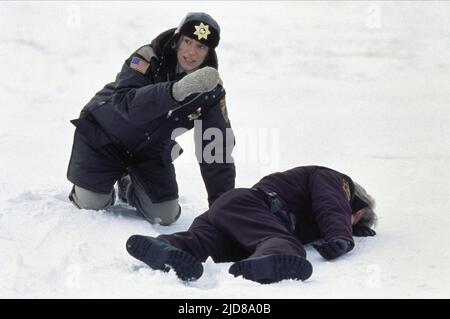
[
  {"left": 129, "top": 56, "right": 150, "bottom": 75},
  {"left": 220, "top": 97, "right": 230, "bottom": 125}
]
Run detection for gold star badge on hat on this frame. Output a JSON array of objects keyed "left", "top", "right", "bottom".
[{"left": 193, "top": 22, "right": 211, "bottom": 40}]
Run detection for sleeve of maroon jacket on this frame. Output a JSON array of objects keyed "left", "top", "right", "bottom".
[{"left": 308, "top": 168, "right": 355, "bottom": 247}]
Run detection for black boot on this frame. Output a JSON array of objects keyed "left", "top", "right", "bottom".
[
  {"left": 126, "top": 235, "right": 203, "bottom": 281},
  {"left": 229, "top": 254, "right": 313, "bottom": 284}
]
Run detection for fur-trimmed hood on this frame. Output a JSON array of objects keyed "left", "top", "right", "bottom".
[{"left": 353, "top": 182, "right": 378, "bottom": 228}]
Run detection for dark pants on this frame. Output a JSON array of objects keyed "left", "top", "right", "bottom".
[
  {"left": 67, "top": 131, "right": 178, "bottom": 202},
  {"left": 158, "top": 188, "right": 306, "bottom": 263}
]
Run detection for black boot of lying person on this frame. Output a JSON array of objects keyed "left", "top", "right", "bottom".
[
  {"left": 126, "top": 235, "right": 203, "bottom": 281},
  {"left": 228, "top": 254, "right": 313, "bottom": 284}
]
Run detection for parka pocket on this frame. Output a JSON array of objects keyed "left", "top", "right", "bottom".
[{"left": 70, "top": 117, "right": 112, "bottom": 150}]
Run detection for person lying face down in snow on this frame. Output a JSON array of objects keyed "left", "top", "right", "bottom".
[{"left": 126, "top": 165, "right": 377, "bottom": 284}]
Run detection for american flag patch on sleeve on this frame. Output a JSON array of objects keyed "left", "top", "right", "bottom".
[{"left": 129, "top": 56, "right": 150, "bottom": 75}]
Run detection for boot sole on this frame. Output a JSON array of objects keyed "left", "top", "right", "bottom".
[
  {"left": 126, "top": 235, "right": 203, "bottom": 281},
  {"left": 229, "top": 254, "right": 313, "bottom": 284}
]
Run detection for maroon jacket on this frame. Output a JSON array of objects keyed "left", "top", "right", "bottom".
[{"left": 253, "top": 166, "right": 367, "bottom": 245}]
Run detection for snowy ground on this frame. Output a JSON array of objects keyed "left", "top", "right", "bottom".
[{"left": 1, "top": 1, "right": 450, "bottom": 298}]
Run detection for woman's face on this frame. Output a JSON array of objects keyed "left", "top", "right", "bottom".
[{"left": 177, "top": 36, "right": 209, "bottom": 71}]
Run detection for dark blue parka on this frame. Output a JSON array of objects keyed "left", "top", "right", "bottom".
[{"left": 70, "top": 28, "right": 235, "bottom": 206}]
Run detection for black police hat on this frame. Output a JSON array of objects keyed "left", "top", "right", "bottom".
[{"left": 176, "top": 12, "right": 221, "bottom": 49}]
